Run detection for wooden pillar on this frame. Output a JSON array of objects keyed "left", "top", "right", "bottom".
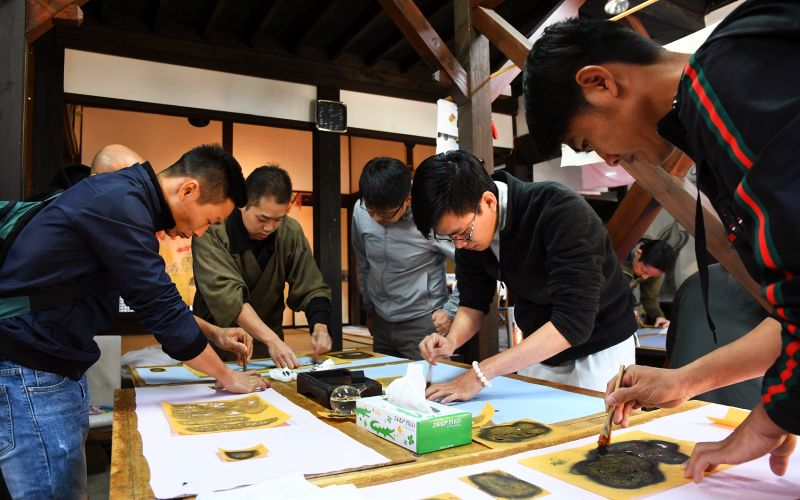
[
  {"left": 31, "top": 30, "right": 65, "bottom": 196},
  {"left": 0, "top": 0, "right": 26, "bottom": 200},
  {"left": 313, "top": 86, "right": 343, "bottom": 351},
  {"left": 454, "top": 0, "right": 498, "bottom": 363}
]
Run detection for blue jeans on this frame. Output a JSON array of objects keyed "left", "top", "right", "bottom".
[{"left": 0, "top": 359, "right": 89, "bottom": 499}]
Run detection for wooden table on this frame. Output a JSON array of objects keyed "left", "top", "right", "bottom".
[{"left": 111, "top": 357, "right": 704, "bottom": 498}]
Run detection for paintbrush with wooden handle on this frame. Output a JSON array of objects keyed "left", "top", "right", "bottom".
[{"left": 597, "top": 364, "right": 626, "bottom": 454}]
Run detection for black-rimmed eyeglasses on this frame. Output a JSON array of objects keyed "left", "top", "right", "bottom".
[
  {"left": 360, "top": 200, "right": 404, "bottom": 221},
  {"left": 433, "top": 211, "right": 478, "bottom": 243}
]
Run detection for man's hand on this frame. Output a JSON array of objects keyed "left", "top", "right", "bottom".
[
  {"left": 419, "top": 332, "right": 456, "bottom": 364},
  {"left": 206, "top": 325, "right": 253, "bottom": 362},
  {"left": 683, "top": 403, "right": 796, "bottom": 483},
  {"left": 425, "top": 370, "right": 484, "bottom": 404},
  {"left": 431, "top": 309, "right": 453, "bottom": 335},
  {"left": 214, "top": 370, "right": 270, "bottom": 393},
  {"left": 654, "top": 317, "right": 670, "bottom": 328},
  {"left": 605, "top": 365, "right": 692, "bottom": 427},
  {"left": 311, "top": 324, "right": 333, "bottom": 356},
  {"left": 266, "top": 338, "right": 300, "bottom": 369}
]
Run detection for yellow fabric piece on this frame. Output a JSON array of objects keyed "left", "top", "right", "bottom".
[
  {"left": 520, "top": 430, "right": 728, "bottom": 499},
  {"left": 162, "top": 394, "right": 290, "bottom": 435},
  {"left": 707, "top": 407, "right": 749, "bottom": 428},
  {"left": 471, "top": 402, "right": 496, "bottom": 428}
]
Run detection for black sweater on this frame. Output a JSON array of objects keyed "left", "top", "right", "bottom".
[{"left": 456, "top": 171, "right": 637, "bottom": 366}]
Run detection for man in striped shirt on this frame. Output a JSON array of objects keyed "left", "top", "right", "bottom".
[{"left": 522, "top": 0, "right": 798, "bottom": 482}]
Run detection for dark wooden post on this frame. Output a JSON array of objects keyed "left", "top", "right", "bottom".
[
  {"left": 31, "top": 30, "right": 65, "bottom": 196},
  {"left": 312, "top": 87, "right": 343, "bottom": 350},
  {"left": 454, "top": 0, "right": 498, "bottom": 363},
  {"left": 1, "top": 0, "right": 26, "bottom": 200}
]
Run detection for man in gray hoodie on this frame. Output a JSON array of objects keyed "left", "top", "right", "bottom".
[{"left": 352, "top": 157, "right": 459, "bottom": 359}]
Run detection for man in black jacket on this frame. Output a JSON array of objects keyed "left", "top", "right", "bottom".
[
  {"left": 523, "top": 0, "right": 798, "bottom": 481},
  {"left": 412, "top": 150, "right": 637, "bottom": 401}
]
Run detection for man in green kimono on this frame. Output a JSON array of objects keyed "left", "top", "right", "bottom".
[{"left": 192, "top": 165, "right": 333, "bottom": 368}]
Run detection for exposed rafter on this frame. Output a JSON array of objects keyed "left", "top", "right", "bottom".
[
  {"left": 471, "top": 6, "right": 531, "bottom": 69},
  {"left": 151, "top": 0, "right": 170, "bottom": 33},
  {"left": 486, "top": 0, "right": 585, "bottom": 102},
  {"left": 27, "top": 0, "right": 88, "bottom": 43},
  {"left": 328, "top": 4, "right": 384, "bottom": 61},
  {"left": 288, "top": 1, "right": 339, "bottom": 53},
  {"left": 203, "top": 0, "right": 227, "bottom": 40},
  {"left": 378, "top": 0, "right": 468, "bottom": 102},
  {"left": 248, "top": 0, "right": 280, "bottom": 47},
  {"left": 365, "top": 0, "right": 450, "bottom": 68}
]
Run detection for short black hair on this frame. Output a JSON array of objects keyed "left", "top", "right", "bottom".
[
  {"left": 359, "top": 157, "right": 411, "bottom": 210},
  {"left": 245, "top": 165, "right": 293, "bottom": 206},
  {"left": 639, "top": 239, "right": 676, "bottom": 273},
  {"left": 411, "top": 150, "right": 497, "bottom": 238},
  {"left": 161, "top": 144, "right": 246, "bottom": 207},
  {"left": 523, "top": 18, "right": 664, "bottom": 159}
]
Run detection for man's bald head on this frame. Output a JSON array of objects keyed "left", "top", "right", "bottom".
[{"left": 90, "top": 144, "right": 145, "bottom": 175}]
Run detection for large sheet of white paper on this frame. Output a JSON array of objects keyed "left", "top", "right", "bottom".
[
  {"left": 134, "top": 354, "right": 406, "bottom": 385},
  {"left": 359, "top": 404, "right": 800, "bottom": 499},
  {"left": 363, "top": 361, "right": 604, "bottom": 424},
  {"left": 135, "top": 385, "right": 390, "bottom": 498}
]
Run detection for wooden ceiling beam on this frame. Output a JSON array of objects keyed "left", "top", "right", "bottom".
[
  {"left": 289, "top": 1, "right": 339, "bottom": 53},
  {"left": 58, "top": 22, "right": 449, "bottom": 103},
  {"left": 203, "top": 0, "right": 226, "bottom": 40},
  {"left": 620, "top": 156, "right": 770, "bottom": 310},
  {"left": 26, "top": 0, "right": 88, "bottom": 43},
  {"left": 606, "top": 150, "right": 692, "bottom": 260},
  {"left": 471, "top": 6, "right": 531, "bottom": 70},
  {"left": 378, "top": 0, "right": 468, "bottom": 102},
  {"left": 248, "top": 0, "right": 280, "bottom": 47},
  {"left": 487, "top": 0, "right": 585, "bottom": 102},
  {"left": 366, "top": 0, "right": 450, "bottom": 68},
  {"left": 328, "top": 4, "right": 384, "bottom": 61}
]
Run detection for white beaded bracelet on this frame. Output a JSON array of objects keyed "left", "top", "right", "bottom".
[{"left": 472, "top": 361, "right": 492, "bottom": 388}]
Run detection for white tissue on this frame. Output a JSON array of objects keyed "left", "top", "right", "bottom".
[
  {"left": 385, "top": 363, "right": 433, "bottom": 415},
  {"left": 309, "top": 358, "right": 336, "bottom": 372},
  {"left": 268, "top": 368, "right": 297, "bottom": 382}
]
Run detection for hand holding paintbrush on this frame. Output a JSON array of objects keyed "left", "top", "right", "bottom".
[{"left": 598, "top": 364, "right": 626, "bottom": 453}]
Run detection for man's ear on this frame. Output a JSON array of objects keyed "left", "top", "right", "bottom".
[
  {"left": 178, "top": 179, "right": 200, "bottom": 201},
  {"left": 482, "top": 191, "right": 498, "bottom": 213},
  {"left": 575, "top": 65, "right": 620, "bottom": 106}
]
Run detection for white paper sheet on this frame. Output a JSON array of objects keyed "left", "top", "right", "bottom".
[
  {"left": 195, "top": 473, "right": 367, "bottom": 500},
  {"left": 135, "top": 385, "right": 390, "bottom": 498},
  {"left": 360, "top": 404, "right": 800, "bottom": 499}
]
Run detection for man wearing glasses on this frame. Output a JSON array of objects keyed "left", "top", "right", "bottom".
[
  {"left": 351, "top": 157, "right": 459, "bottom": 359},
  {"left": 411, "top": 150, "right": 637, "bottom": 401}
]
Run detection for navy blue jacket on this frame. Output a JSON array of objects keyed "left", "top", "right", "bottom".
[{"left": 0, "top": 163, "right": 206, "bottom": 380}]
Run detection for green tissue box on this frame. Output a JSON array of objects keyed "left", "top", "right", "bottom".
[{"left": 355, "top": 395, "right": 471, "bottom": 454}]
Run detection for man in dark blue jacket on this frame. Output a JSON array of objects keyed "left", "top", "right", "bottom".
[{"left": 0, "top": 144, "right": 268, "bottom": 498}]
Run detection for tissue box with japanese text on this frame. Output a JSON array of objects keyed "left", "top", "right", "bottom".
[{"left": 355, "top": 395, "right": 471, "bottom": 454}]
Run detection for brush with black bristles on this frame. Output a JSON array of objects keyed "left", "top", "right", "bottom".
[{"left": 598, "top": 364, "right": 626, "bottom": 455}]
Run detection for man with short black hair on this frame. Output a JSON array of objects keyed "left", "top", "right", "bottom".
[
  {"left": 523, "top": 1, "right": 799, "bottom": 479},
  {"left": 193, "top": 165, "right": 333, "bottom": 368},
  {"left": 412, "top": 150, "right": 637, "bottom": 401},
  {"left": 623, "top": 239, "right": 676, "bottom": 327},
  {"left": 352, "top": 157, "right": 458, "bottom": 359},
  {"left": 0, "top": 144, "right": 268, "bottom": 498}
]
